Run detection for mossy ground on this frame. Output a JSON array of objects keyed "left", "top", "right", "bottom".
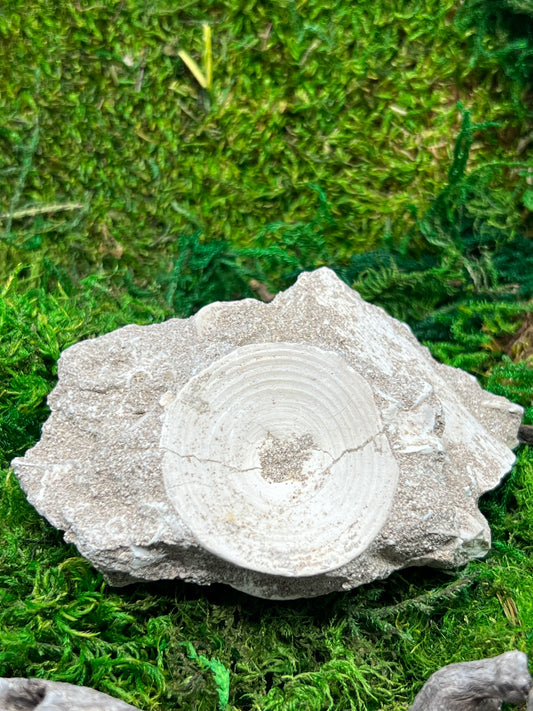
[{"left": 1, "top": 1, "right": 533, "bottom": 709}]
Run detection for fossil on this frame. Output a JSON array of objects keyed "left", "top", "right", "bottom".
[{"left": 11, "top": 268, "right": 523, "bottom": 598}]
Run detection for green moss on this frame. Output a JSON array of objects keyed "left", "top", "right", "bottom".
[
  {"left": 457, "top": 0, "right": 533, "bottom": 112},
  {"left": 0, "top": 0, "right": 527, "bottom": 284}
]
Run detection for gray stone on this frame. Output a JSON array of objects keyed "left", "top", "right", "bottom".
[
  {"left": 0, "top": 677, "right": 139, "bottom": 710},
  {"left": 11, "top": 268, "right": 523, "bottom": 599},
  {"left": 409, "top": 650, "right": 533, "bottom": 710}
]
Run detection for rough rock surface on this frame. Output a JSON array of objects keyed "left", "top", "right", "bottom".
[
  {"left": 12, "top": 268, "right": 523, "bottom": 599},
  {"left": 0, "top": 677, "right": 139, "bottom": 710},
  {"left": 409, "top": 650, "right": 533, "bottom": 710}
]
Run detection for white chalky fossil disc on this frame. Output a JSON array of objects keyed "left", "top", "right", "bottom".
[{"left": 160, "top": 343, "right": 399, "bottom": 576}]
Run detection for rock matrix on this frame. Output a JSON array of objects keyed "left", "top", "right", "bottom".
[
  {"left": 0, "top": 677, "right": 139, "bottom": 710},
  {"left": 409, "top": 650, "right": 533, "bottom": 710},
  {"left": 12, "top": 268, "right": 523, "bottom": 599}
]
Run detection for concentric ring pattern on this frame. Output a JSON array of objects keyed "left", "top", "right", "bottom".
[{"left": 160, "top": 343, "right": 399, "bottom": 576}]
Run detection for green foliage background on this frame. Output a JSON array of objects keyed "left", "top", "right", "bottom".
[{"left": 1, "top": 0, "right": 533, "bottom": 709}]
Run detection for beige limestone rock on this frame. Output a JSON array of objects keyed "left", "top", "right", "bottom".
[
  {"left": 11, "top": 268, "right": 523, "bottom": 599},
  {"left": 0, "top": 677, "right": 139, "bottom": 710},
  {"left": 409, "top": 650, "right": 533, "bottom": 710}
]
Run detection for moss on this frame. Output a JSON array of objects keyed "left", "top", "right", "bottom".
[{"left": 0, "top": 0, "right": 527, "bottom": 282}]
